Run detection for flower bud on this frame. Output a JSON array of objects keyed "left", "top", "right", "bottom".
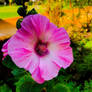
[
  {"left": 17, "top": 7, "right": 27, "bottom": 17},
  {"left": 27, "top": 8, "right": 38, "bottom": 15},
  {"left": 16, "top": 18, "right": 23, "bottom": 29}
]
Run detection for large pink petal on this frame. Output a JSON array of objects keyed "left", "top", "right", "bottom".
[
  {"left": 39, "top": 23, "right": 57, "bottom": 42},
  {"left": 8, "top": 34, "right": 39, "bottom": 73},
  {"left": 58, "top": 47, "right": 73, "bottom": 68},
  {"left": 16, "top": 29, "right": 37, "bottom": 47},
  {"left": 52, "top": 47, "right": 73, "bottom": 69},
  {"left": 21, "top": 14, "right": 57, "bottom": 39},
  {"left": 47, "top": 27, "right": 73, "bottom": 69},
  {"left": 50, "top": 28, "right": 70, "bottom": 45},
  {"left": 30, "top": 14, "right": 49, "bottom": 34},
  {"left": 24, "top": 53, "right": 40, "bottom": 74},
  {"left": 32, "top": 67, "right": 45, "bottom": 84},
  {"left": 39, "top": 56, "right": 60, "bottom": 80},
  {"left": 2, "top": 40, "right": 10, "bottom": 59},
  {"left": 21, "top": 14, "right": 49, "bottom": 36},
  {"left": 21, "top": 15, "right": 35, "bottom": 35}
]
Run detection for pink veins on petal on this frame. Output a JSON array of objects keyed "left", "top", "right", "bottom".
[{"left": 2, "top": 14, "right": 73, "bottom": 84}]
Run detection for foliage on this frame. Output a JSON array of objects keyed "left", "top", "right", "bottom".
[
  {"left": 69, "top": 42, "right": 92, "bottom": 82},
  {"left": 84, "top": 41, "right": 92, "bottom": 50},
  {"left": 2, "top": 55, "right": 17, "bottom": 69},
  {"left": 52, "top": 82, "right": 81, "bottom": 92},
  {"left": 0, "top": 84, "right": 12, "bottom": 92},
  {"left": 15, "top": 74, "right": 81, "bottom": 92},
  {"left": 15, "top": 75, "right": 34, "bottom": 92},
  {"left": 11, "top": 68, "right": 26, "bottom": 77},
  {"left": 82, "top": 80, "right": 92, "bottom": 92}
]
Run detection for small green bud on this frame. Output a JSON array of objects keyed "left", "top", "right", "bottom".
[
  {"left": 17, "top": 7, "right": 27, "bottom": 17},
  {"left": 27, "top": 8, "right": 38, "bottom": 15},
  {"left": 16, "top": 18, "right": 23, "bottom": 29}
]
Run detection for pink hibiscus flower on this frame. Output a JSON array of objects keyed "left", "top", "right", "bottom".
[{"left": 2, "top": 14, "right": 73, "bottom": 84}]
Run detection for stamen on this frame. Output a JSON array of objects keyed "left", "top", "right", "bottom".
[{"left": 35, "top": 40, "right": 49, "bottom": 56}]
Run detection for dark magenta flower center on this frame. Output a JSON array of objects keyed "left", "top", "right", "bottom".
[{"left": 35, "top": 40, "right": 49, "bottom": 57}]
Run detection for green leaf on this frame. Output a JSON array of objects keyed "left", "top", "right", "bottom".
[
  {"left": 16, "top": 74, "right": 45, "bottom": 92},
  {"left": 16, "top": 75, "right": 34, "bottom": 92},
  {"left": 11, "top": 68, "right": 26, "bottom": 77},
  {"left": 2, "top": 55, "right": 17, "bottom": 69},
  {"left": 53, "top": 83, "right": 71, "bottom": 92},
  {"left": 0, "top": 84, "right": 12, "bottom": 92},
  {"left": 83, "top": 80, "right": 92, "bottom": 92}
]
